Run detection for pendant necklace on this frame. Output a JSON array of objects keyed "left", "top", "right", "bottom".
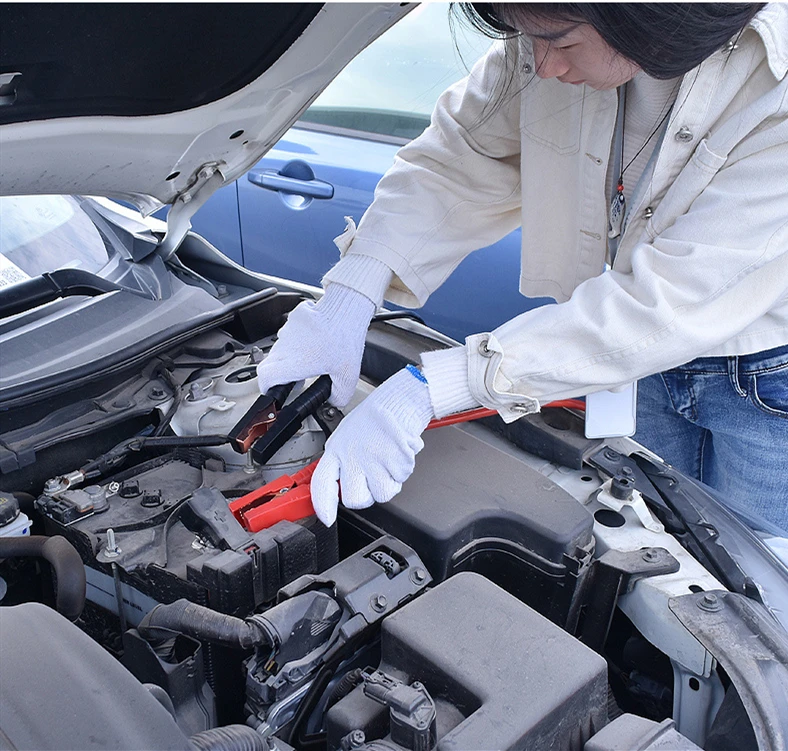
[{"left": 608, "top": 83, "right": 673, "bottom": 239}]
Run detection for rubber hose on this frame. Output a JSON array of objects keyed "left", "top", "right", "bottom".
[
  {"left": 139, "top": 599, "right": 270, "bottom": 650},
  {"left": 0, "top": 535, "right": 86, "bottom": 620},
  {"left": 189, "top": 725, "right": 268, "bottom": 751}
]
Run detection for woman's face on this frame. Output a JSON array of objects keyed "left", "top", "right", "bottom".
[{"left": 516, "top": 17, "right": 641, "bottom": 90}]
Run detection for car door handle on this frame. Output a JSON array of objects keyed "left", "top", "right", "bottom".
[{"left": 248, "top": 162, "right": 334, "bottom": 200}]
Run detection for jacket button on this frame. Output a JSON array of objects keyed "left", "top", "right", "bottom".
[
  {"left": 644, "top": 207, "right": 654, "bottom": 219},
  {"left": 723, "top": 40, "right": 740, "bottom": 53},
  {"left": 479, "top": 339, "right": 493, "bottom": 357},
  {"left": 523, "top": 63, "right": 533, "bottom": 74},
  {"left": 675, "top": 127, "right": 694, "bottom": 142}
]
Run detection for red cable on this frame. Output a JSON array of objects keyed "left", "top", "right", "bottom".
[{"left": 426, "top": 398, "right": 585, "bottom": 430}]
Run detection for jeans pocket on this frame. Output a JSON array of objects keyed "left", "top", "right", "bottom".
[{"left": 750, "top": 363, "right": 788, "bottom": 419}]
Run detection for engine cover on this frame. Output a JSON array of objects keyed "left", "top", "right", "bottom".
[
  {"left": 327, "top": 572, "right": 608, "bottom": 750},
  {"left": 0, "top": 603, "right": 191, "bottom": 751},
  {"left": 347, "top": 426, "right": 595, "bottom": 628}
]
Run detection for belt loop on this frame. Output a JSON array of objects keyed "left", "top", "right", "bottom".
[{"left": 728, "top": 356, "right": 746, "bottom": 397}]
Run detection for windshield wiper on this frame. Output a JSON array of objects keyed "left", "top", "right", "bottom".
[{"left": 0, "top": 268, "right": 121, "bottom": 319}]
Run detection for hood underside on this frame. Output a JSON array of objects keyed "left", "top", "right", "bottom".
[{"left": 0, "top": 2, "right": 412, "bottom": 212}]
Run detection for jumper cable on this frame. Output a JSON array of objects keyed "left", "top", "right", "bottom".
[{"left": 228, "top": 399, "right": 586, "bottom": 533}]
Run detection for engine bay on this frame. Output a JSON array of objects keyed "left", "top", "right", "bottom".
[{"left": 0, "top": 291, "right": 766, "bottom": 751}]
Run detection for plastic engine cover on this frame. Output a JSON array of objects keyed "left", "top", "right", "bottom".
[
  {"left": 349, "top": 426, "right": 595, "bottom": 627},
  {"left": 327, "top": 572, "right": 608, "bottom": 750},
  {"left": 0, "top": 603, "right": 191, "bottom": 751}
]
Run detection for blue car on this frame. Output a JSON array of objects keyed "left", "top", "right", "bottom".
[{"left": 192, "top": 4, "right": 551, "bottom": 343}]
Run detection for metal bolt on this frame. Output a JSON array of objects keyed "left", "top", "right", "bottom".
[
  {"left": 107, "top": 481, "right": 121, "bottom": 495},
  {"left": 410, "top": 567, "right": 427, "bottom": 584},
  {"left": 349, "top": 730, "right": 366, "bottom": 748},
  {"left": 370, "top": 594, "right": 388, "bottom": 613},
  {"left": 620, "top": 466, "right": 634, "bottom": 477},
  {"left": 216, "top": 284, "right": 228, "bottom": 297},
  {"left": 267, "top": 413, "right": 276, "bottom": 420},
  {"left": 243, "top": 451, "right": 256, "bottom": 475},
  {"left": 698, "top": 592, "right": 722, "bottom": 612},
  {"left": 603, "top": 449, "right": 619, "bottom": 461},
  {"left": 104, "top": 528, "right": 121, "bottom": 558},
  {"left": 412, "top": 681, "right": 423, "bottom": 690},
  {"left": 250, "top": 346, "right": 264, "bottom": 364},
  {"left": 149, "top": 386, "right": 166, "bottom": 400},
  {"left": 324, "top": 407, "right": 337, "bottom": 419},
  {"left": 642, "top": 550, "right": 657, "bottom": 562},
  {"left": 44, "top": 478, "right": 62, "bottom": 494}
]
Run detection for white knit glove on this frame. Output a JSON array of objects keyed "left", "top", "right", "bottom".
[
  {"left": 256, "top": 283, "right": 375, "bottom": 408},
  {"left": 310, "top": 366, "right": 435, "bottom": 526}
]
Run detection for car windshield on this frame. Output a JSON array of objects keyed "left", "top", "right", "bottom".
[
  {"left": 0, "top": 195, "right": 109, "bottom": 287},
  {"left": 300, "top": 3, "right": 493, "bottom": 140}
]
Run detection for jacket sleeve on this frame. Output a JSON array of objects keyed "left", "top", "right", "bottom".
[
  {"left": 454, "top": 115, "right": 788, "bottom": 421},
  {"left": 322, "top": 40, "right": 524, "bottom": 309}
]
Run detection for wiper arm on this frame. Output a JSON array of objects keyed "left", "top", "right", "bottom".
[{"left": 0, "top": 268, "right": 120, "bottom": 319}]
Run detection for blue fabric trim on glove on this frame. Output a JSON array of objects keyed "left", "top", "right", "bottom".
[{"left": 406, "top": 364, "right": 428, "bottom": 385}]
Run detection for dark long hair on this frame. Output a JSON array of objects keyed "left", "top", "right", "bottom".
[{"left": 457, "top": 3, "right": 766, "bottom": 79}]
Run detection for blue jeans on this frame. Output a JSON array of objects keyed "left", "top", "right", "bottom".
[{"left": 634, "top": 343, "right": 788, "bottom": 534}]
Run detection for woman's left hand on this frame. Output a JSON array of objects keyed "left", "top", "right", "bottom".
[{"left": 310, "top": 366, "right": 435, "bottom": 526}]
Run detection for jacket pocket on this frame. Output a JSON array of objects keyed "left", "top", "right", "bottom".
[
  {"left": 522, "top": 83, "right": 585, "bottom": 155},
  {"left": 646, "top": 139, "right": 727, "bottom": 238},
  {"left": 749, "top": 362, "right": 788, "bottom": 419}
]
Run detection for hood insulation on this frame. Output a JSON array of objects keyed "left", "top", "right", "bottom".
[{"left": 0, "top": 3, "right": 322, "bottom": 124}]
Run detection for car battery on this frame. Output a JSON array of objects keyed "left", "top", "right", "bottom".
[{"left": 36, "top": 452, "right": 338, "bottom": 620}]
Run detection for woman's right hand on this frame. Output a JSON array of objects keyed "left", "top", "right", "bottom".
[{"left": 256, "top": 283, "right": 376, "bottom": 408}]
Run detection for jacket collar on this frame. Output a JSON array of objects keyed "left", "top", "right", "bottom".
[{"left": 750, "top": 3, "right": 788, "bottom": 80}]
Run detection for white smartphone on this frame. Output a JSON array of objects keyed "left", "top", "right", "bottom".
[{"left": 584, "top": 382, "right": 638, "bottom": 439}]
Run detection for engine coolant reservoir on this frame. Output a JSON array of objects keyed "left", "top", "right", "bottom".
[
  {"left": 169, "top": 353, "right": 325, "bottom": 476},
  {"left": 0, "top": 492, "right": 31, "bottom": 537}
]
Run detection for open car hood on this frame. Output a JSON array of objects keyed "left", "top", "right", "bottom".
[{"left": 0, "top": 3, "right": 411, "bottom": 236}]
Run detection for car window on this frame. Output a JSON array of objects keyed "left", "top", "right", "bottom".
[
  {"left": 300, "top": 3, "right": 492, "bottom": 141},
  {"left": 0, "top": 195, "right": 109, "bottom": 287}
]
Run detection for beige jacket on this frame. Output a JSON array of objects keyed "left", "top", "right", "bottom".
[{"left": 325, "top": 4, "right": 788, "bottom": 421}]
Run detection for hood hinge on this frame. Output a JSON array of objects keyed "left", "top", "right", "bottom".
[{"left": 157, "top": 162, "right": 226, "bottom": 261}]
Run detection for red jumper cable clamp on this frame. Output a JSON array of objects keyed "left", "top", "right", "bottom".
[{"left": 229, "top": 459, "right": 319, "bottom": 533}]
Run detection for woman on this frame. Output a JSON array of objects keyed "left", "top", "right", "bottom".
[{"left": 258, "top": 3, "right": 788, "bottom": 532}]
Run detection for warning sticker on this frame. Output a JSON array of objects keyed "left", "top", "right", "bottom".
[{"left": 0, "top": 253, "right": 32, "bottom": 289}]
